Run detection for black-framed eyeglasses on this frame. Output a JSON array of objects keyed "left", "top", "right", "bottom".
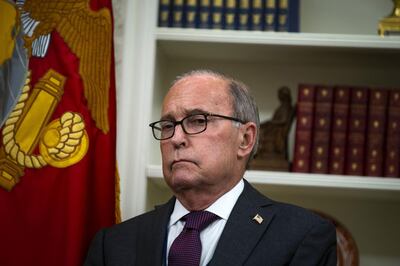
[{"left": 149, "top": 113, "right": 245, "bottom": 140}]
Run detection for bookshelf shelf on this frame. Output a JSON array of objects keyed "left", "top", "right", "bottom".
[
  {"left": 147, "top": 164, "right": 400, "bottom": 199},
  {"left": 157, "top": 27, "right": 400, "bottom": 49},
  {"left": 156, "top": 28, "right": 400, "bottom": 72}
]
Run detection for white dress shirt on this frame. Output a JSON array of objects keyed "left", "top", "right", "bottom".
[{"left": 166, "top": 179, "right": 244, "bottom": 266}]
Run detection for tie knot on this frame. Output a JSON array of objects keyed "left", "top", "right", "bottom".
[{"left": 183, "top": 211, "right": 219, "bottom": 231}]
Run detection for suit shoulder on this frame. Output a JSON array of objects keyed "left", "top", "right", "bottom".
[
  {"left": 107, "top": 207, "right": 166, "bottom": 234},
  {"left": 244, "top": 180, "right": 333, "bottom": 228},
  {"left": 271, "top": 200, "right": 336, "bottom": 234}
]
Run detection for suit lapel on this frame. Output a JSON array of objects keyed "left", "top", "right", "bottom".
[
  {"left": 135, "top": 197, "right": 175, "bottom": 265},
  {"left": 209, "top": 180, "right": 276, "bottom": 266}
]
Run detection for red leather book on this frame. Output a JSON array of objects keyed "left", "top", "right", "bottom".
[
  {"left": 384, "top": 89, "right": 400, "bottom": 177},
  {"left": 292, "top": 84, "right": 316, "bottom": 173},
  {"left": 328, "top": 86, "right": 350, "bottom": 175},
  {"left": 345, "top": 87, "right": 368, "bottom": 176},
  {"left": 310, "top": 85, "right": 334, "bottom": 174},
  {"left": 365, "top": 88, "right": 388, "bottom": 177}
]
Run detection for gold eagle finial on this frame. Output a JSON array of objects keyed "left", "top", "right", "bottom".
[{"left": 19, "top": 0, "right": 112, "bottom": 133}]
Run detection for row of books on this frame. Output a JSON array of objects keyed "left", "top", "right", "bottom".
[
  {"left": 292, "top": 84, "right": 400, "bottom": 178},
  {"left": 158, "top": 0, "right": 299, "bottom": 32}
]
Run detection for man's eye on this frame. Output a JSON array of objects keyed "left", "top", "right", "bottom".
[
  {"left": 161, "top": 123, "right": 174, "bottom": 130},
  {"left": 189, "top": 117, "right": 206, "bottom": 125}
]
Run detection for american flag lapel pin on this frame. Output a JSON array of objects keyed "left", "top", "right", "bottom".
[{"left": 253, "top": 214, "right": 263, "bottom": 224}]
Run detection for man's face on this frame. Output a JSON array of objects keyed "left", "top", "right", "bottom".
[{"left": 160, "top": 74, "right": 242, "bottom": 194}]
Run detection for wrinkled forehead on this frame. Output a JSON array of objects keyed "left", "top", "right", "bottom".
[{"left": 161, "top": 74, "right": 233, "bottom": 119}]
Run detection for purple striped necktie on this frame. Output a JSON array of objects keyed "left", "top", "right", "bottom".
[{"left": 168, "top": 211, "right": 219, "bottom": 266}]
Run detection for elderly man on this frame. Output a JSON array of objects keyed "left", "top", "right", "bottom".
[{"left": 85, "top": 69, "right": 337, "bottom": 266}]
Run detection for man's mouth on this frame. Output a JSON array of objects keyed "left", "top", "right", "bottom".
[{"left": 171, "top": 159, "right": 196, "bottom": 170}]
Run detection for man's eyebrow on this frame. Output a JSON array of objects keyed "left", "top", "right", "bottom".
[
  {"left": 187, "top": 108, "right": 208, "bottom": 115},
  {"left": 160, "top": 108, "right": 209, "bottom": 120},
  {"left": 160, "top": 113, "right": 174, "bottom": 121}
]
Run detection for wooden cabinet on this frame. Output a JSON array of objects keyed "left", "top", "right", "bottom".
[{"left": 117, "top": 1, "right": 400, "bottom": 265}]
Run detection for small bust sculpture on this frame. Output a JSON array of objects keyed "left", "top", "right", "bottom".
[{"left": 249, "top": 86, "right": 294, "bottom": 171}]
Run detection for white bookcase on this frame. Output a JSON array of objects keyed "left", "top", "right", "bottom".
[{"left": 116, "top": 1, "right": 400, "bottom": 265}]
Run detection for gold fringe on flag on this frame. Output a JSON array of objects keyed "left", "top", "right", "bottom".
[{"left": 115, "top": 163, "right": 122, "bottom": 224}]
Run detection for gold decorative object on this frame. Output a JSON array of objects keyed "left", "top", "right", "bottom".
[
  {"left": 0, "top": 70, "right": 89, "bottom": 191},
  {"left": 18, "top": 0, "right": 112, "bottom": 133},
  {"left": 378, "top": 0, "right": 400, "bottom": 36},
  {"left": 249, "top": 86, "right": 294, "bottom": 171}
]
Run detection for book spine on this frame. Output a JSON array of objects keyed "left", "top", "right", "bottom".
[
  {"left": 238, "top": 0, "right": 250, "bottom": 30},
  {"left": 264, "top": 0, "right": 277, "bottom": 31},
  {"left": 384, "top": 90, "right": 400, "bottom": 177},
  {"left": 276, "top": 0, "right": 299, "bottom": 32},
  {"left": 185, "top": 0, "right": 198, "bottom": 28},
  {"left": 328, "top": 86, "right": 350, "bottom": 175},
  {"left": 251, "top": 0, "right": 264, "bottom": 31},
  {"left": 288, "top": 0, "right": 299, "bottom": 32},
  {"left": 198, "top": 0, "right": 211, "bottom": 28},
  {"left": 172, "top": 0, "right": 185, "bottom": 27},
  {"left": 310, "top": 85, "right": 334, "bottom": 174},
  {"left": 211, "top": 0, "right": 224, "bottom": 29},
  {"left": 365, "top": 88, "right": 388, "bottom": 177},
  {"left": 158, "top": 0, "right": 172, "bottom": 27},
  {"left": 292, "top": 84, "right": 316, "bottom": 173},
  {"left": 276, "top": 0, "right": 288, "bottom": 31},
  {"left": 224, "top": 0, "right": 237, "bottom": 30},
  {"left": 345, "top": 87, "right": 369, "bottom": 176}
]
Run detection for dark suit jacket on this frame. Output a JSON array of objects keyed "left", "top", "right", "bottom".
[{"left": 84, "top": 180, "right": 337, "bottom": 266}]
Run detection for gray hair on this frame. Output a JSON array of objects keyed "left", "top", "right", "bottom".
[{"left": 172, "top": 69, "right": 260, "bottom": 162}]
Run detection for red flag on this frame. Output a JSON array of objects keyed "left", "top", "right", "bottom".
[{"left": 0, "top": 1, "right": 117, "bottom": 265}]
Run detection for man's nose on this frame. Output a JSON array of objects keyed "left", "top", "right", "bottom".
[{"left": 170, "top": 123, "right": 187, "bottom": 147}]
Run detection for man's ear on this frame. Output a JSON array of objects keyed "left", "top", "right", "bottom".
[{"left": 238, "top": 122, "right": 257, "bottom": 159}]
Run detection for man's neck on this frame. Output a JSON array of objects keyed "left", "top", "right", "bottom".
[{"left": 174, "top": 178, "right": 242, "bottom": 211}]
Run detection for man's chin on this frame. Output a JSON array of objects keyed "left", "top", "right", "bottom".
[
  {"left": 163, "top": 162, "right": 200, "bottom": 189},
  {"left": 166, "top": 173, "right": 199, "bottom": 192}
]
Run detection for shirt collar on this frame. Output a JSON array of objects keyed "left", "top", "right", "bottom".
[{"left": 169, "top": 179, "right": 244, "bottom": 227}]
